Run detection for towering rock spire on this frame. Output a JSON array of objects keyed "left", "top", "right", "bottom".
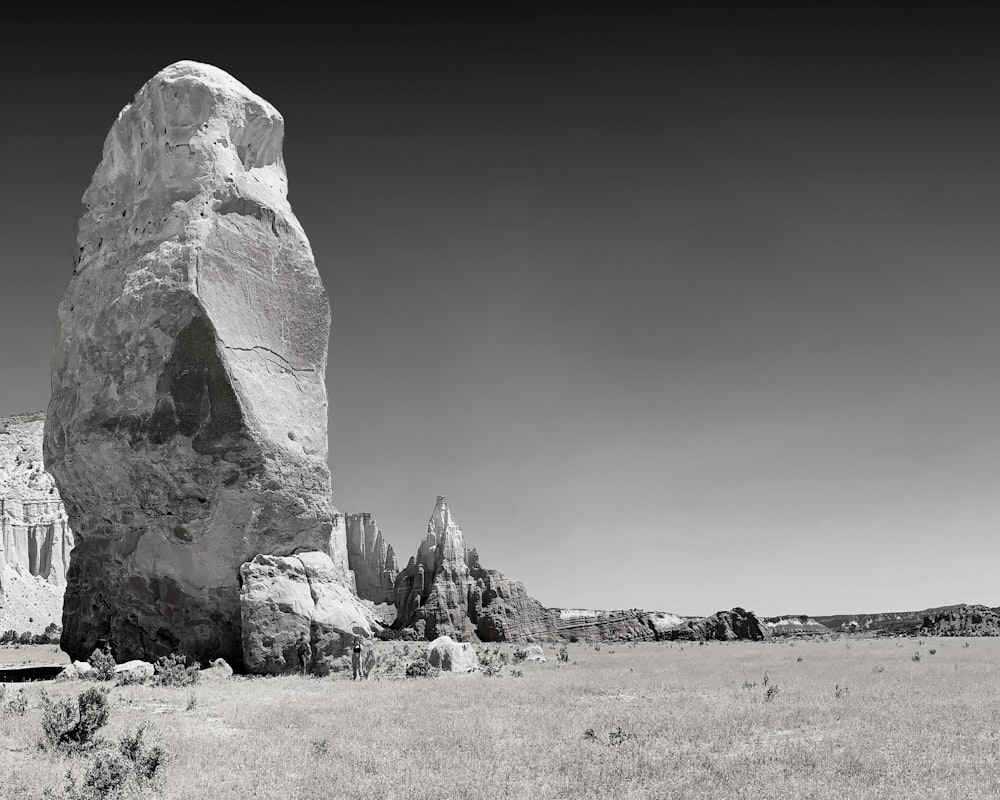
[
  {"left": 45, "top": 61, "right": 360, "bottom": 667},
  {"left": 344, "top": 512, "right": 398, "bottom": 604},
  {"left": 393, "top": 496, "right": 558, "bottom": 641}
]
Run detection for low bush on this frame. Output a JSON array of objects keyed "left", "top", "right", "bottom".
[
  {"left": 405, "top": 655, "right": 439, "bottom": 679},
  {"left": 63, "top": 722, "right": 168, "bottom": 800},
  {"left": 153, "top": 653, "right": 200, "bottom": 687},
  {"left": 40, "top": 686, "right": 110, "bottom": 753},
  {"left": 86, "top": 646, "right": 116, "bottom": 682}
]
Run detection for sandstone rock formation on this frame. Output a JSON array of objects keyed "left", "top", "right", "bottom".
[
  {"left": 0, "top": 413, "right": 74, "bottom": 633},
  {"left": 200, "top": 657, "right": 234, "bottom": 681},
  {"left": 662, "top": 607, "right": 771, "bottom": 641},
  {"left": 920, "top": 604, "right": 1000, "bottom": 636},
  {"left": 240, "top": 551, "right": 373, "bottom": 675},
  {"left": 553, "top": 608, "right": 667, "bottom": 642},
  {"left": 344, "top": 512, "right": 398, "bottom": 605},
  {"left": 45, "top": 61, "right": 364, "bottom": 668},
  {"left": 426, "top": 635, "right": 478, "bottom": 672},
  {"left": 393, "top": 496, "right": 559, "bottom": 641},
  {"left": 521, "top": 644, "right": 546, "bottom": 662},
  {"left": 763, "top": 615, "right": 832, "bottom": 637}
]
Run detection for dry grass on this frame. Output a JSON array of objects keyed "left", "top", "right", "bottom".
[{"left": 3, "top": 637, "right": 1000, "bottom": 799}]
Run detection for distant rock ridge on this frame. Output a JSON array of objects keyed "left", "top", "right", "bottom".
[
  {"left": 343, "top": 513, "right": 398, "bottom": 605},
  {"left": 762, "top": 615, "right": 832, "bottom": 637},
  {"left": 920, "top": 604, "right": 1000, "bottom": 636},
  {"left": 387, "top": 496, "right": 772, "bottom": 643},
  {"left": 0, "top": 413, "right": 74, "bottom": 633}
]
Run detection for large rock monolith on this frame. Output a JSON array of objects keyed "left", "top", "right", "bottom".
[{"left": 45, "top": 61, "right": 362, "bottom": 668}]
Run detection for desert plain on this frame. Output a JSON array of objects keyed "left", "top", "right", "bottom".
[{"left": 3, "top": 635, "right": 999, "bottom": 800}]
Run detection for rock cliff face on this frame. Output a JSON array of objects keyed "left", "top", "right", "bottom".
[
  {"left": 920, "top": 604, "right": 1000, "bottom": 636},
  {"left": 662, "top": 608, "right": 771, "bottom": 641},
  {"left": 0, "top": 413, "right": 74, "bottom": 632},
  {"left": 763, "top": 615, "right": 832, "bottom": 637},
  {"left": 45, "top": 61, "right": 362, "bottom": 667},
  {"left": 393, "top": 496, "right": 558, "bottom": 641},
  {"left": 344, "top": 513, "right": 398, "bottom": 605}
]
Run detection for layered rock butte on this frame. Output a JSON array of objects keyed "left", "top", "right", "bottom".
[
  {"left": 45, "top": 61, "right": 367, "bottom": 668},
  {"left": 0, "top": 413, "right": 74, "bottom": 632}
]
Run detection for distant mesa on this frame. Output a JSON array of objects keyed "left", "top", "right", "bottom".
[{"left": 0, "top": 413, "right": 74, "bottom": 634}]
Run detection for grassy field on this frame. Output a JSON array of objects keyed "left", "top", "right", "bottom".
[{"left": 3, "top": 637, "right": 1000, "bottom": 799}]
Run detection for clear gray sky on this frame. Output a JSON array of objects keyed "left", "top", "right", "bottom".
[{"left": 2, "top": 4, "right": 999, "bottom": 616}]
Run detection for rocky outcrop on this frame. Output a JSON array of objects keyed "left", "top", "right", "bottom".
[
  {"left": 763, "top": 615, "right": 833, "bottom": 637},
  {"left": 662, "top": 608, "right": 771, "bottom": 641},
  {"left": 45, "top": 61, "right": 360, "bottom": 668},
  {"left": 344, "top": 513, "right": 398, "bottom": 604},
  {"left": 816, "top": 607, "right": 947, "bottom": 636},
  {"left": 552, "top": 608, "right": 667, "bottom": 642},
  {"left": 393, "top": 496, "right": 559, "bottom": 642},
  {"left": 920, "top": 604, "right": 1000, "bottom": 636},
  {"left": 239, "top": 552, "right": 373, "bottom": 675},
  {"left": 0, "top": 413, "right": 74, "bottom": 633},
  {"left": 426, "top": 635, "right": 478, "bottom": 673}
]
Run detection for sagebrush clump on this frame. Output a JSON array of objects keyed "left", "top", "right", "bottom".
[
  {"left": 154, "top": 653, "right": 200, "bottom": 687},
  {"left": 40, "top": 686, "right": 110, "bottom": 752}
]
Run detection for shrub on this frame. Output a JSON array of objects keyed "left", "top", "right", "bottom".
[
  {"left": 478, "top": 650, "right": 505, "bottom": 677},
  {"left": 835, "top": 684, "right": 849, "bottom": 699},
  {"left": 512, "top": 648, "right": 528, "bottom": 663},
  {"left": 557, "top": 646, "right": 569, "bottom": 663},
  {"left": 929, "top": 648, "right": 937, "bottom": 655},
  {"left": 0, "top": 629, "right": 16, "bottom": 645},
  {"left": 912, "top": 651, "right": 922, "bottom": 663},
  {"left": 593, "top": 643, "right": 602, "bottom": 652},
  {"left": 153, "top": 653, "right": 200, "bottom": 687},
  {"left": 764, "top": 685, "right": 780, "bottom": 703},
  {"left": 16, "top": 631, "right": 32, "bottom": 645},
  {"left": 404, "top": 655, "right": 439, "bottom": 679},
  {"left": 41, "top": 686, "right": 110, "bottom": 752},
  {"left": 872, "top": 664, "right": 885, "bottom": 674},
  {"left": 87, "top": 646, "right": 116, "bottom": 682},
  {"left": 511, "top": 669, "right": 524, "bottom": 678},
  {"left": 608, "top": 726, "right": 635, "bottom": 746},
  {"left": 64, "top": 722, "right": 168, "bottom": 800},
  {"left": 1, "top": 688, "right": 28, "bottom": 717}
]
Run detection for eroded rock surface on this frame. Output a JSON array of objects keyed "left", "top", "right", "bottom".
[
  {"left": 344, "top": 512, "right": 398, "bottom": 604},
  {"left": 46, "top": 61, "right": 355, "bottom": 667},
  {"left": 921, "top": 604, "right": 1000, "bottom": 636},
  {"left": 662, "top": 607, "right": 771, "bottom": 641},
  {"left": 240, "top": 552, "right": 373, "bottom": 675},
  {"left": 0, "top": 413, "right": 74, "bottom": 633},
  {"left": 426, "top": 635, "right": 477, "bottom": 672},
  {"left": 393, "top": 496, "right": 558, "bottom": 642}
]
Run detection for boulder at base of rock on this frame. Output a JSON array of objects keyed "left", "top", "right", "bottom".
[
  {"left": 240, "top": 551, "right": 373, "bottom": 675},
  {"left": 523, "top": 645, "right": 546, "bottom": 662},
  {"left": 200, "top": 658, "right": 234, "bottom": 681},
  {"left": 114, "top": 660, "right": 155, "bottom": 680},
  {"left": 426, "top": 635, "right": 478, "bottom": 673}
]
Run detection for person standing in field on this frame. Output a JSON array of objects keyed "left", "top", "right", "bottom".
[
  {"left": 352, "top": 636, "right": 363, "bottom": 680},
  {"left": 296, "top": 632, "right": 312, "bottom": 676}
]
